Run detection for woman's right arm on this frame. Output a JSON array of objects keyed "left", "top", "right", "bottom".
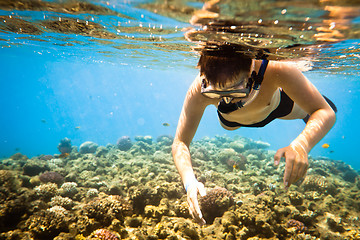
[{"left": 172, "top": 75, "right": 209, "bottom": 224}]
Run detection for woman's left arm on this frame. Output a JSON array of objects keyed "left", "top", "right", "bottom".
[{"left": 273, "top": 63, "right": 336, "bottom": 188}]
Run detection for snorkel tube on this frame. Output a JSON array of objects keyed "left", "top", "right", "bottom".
[{"left": 238, "top": 59, "right": 268, "bottom": 107}]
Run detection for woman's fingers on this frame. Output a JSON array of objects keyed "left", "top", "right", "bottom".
[
  {"left": 187, "top": 184, "right": 206, "bottom": 225},
  {"left": 274, "top": 148, "right": 285, "bottom": 166},
  {"left": 274, "top": 146, "right": 308, "bottom": 188},
  {"left": 283, "top": 150, "right": 295, "bottom": 188}
]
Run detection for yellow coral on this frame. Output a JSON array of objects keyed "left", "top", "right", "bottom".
[
  {"left": 153, "top": 222, "right": 164, "bottom": 235},
  {"left": 346, "top": 229, "right": 360, "bottom": 239},
  {"left": 75, "top": 234, "right": 86, "bottom": 240}
]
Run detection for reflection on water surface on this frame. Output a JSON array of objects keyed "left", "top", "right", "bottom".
[{"left": 0, "top": 0, "right": 359, "bottom": 73}]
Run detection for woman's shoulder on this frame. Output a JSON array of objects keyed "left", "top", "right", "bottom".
[
  {"left": 267, "top": 59, "right": 313, "bottom": 73},
  {"left": 262, "top": 60, "right": 302, "bottom": 85}
]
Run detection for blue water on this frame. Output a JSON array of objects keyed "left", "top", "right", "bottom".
[{"left": 0, "top": 1, "right": 360, "bottom": 170}]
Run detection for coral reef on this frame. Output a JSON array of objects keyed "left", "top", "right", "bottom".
[
  {"left": 34, "top": 182, "right": 58, "bottom": 200},
  {"left": 58, "top": 138, "right": 72, "bottom": 154},
  {"left": 90, "top": 228, "right": 120, "bottom": 240},
  {"left": 25, "top": 207, "right": 70, "bottom": 239},
  {"left": 23, "top": 160, "right": 50, "bottom": 176},
  {"left": 0, "top": 135, "right": 359, "bottom": 239},
  {"left": 134, "top": 135, "right": 153, "bottom": 144},
  {"left": 286, "top": 219, "right": 308, "bottom": 233},
  {"left": 301, "top": 174, "right": 337, "bottom": 195},
  {"left": 199, "top": 187, "right": 234, "bottom": 223},
  {"left": 10, "top": 152, "right": 28, "bottom": 160},
  {"left": 0, "top": 169, "right": 17, "bottom": 190},
  {"left": 82, "top": 195, "right": 133, "bottom": 225},
  {"left": 50, "top": 196, "right": 74, "bottom": 210},
  {"left": 59, "top": 182, "right": 78, "bottom": 198},
  {"left": 156, "top": 135, "right": 174, "bottom": 146},
  {"left": 79, "top": 141, "right": 99, "bottom": 154},
  {"left": 40, "top": 155, "right": 54, "bottom": 161},
  {"left": 116, "top": 136, "right": 133, "bottom": 151},
  {"left": 39, "top": 171, "right": 65, "bottom": 185}
]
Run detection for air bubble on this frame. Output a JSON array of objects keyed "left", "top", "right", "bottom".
[{"left": 329, "top": 22, "right": 335, "bottom": 30}]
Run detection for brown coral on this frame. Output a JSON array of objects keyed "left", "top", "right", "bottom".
[
  {"left": 226, "top": 153, "right": 247, "bottom": 170},
  {"left": 10, "top": 152, "right": 28, "bottom": 160},
  {"left": 301, "top": 174, "right": 337, "bottom": 195},
  {"left": 199, "top": 187, "right": 234, "bottom": 224},
  {"left": 82, "top": 195, "right": 133, "bottom": 225},
  {"left": 25, "top": 209, "right": 69, "bottom": 239},
  {"left": 39, "top": 171, "right": 64, "bottom": 185},
  {"left": 0, "top": 170, "right": 17, "bottom": 190}
]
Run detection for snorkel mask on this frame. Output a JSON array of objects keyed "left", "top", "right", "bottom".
[
  {"left": 201, "top": 77, "right": 252, "bottom": 104},
  {"left": 201, "top": 59, "right": 268, "bottom": 108}
]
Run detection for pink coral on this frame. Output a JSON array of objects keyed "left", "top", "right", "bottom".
[
  {"left": 93, "top": 229, "right": 120, "bottom": 240},
  {"left": 286, "top": 219, "right": 308, "bottom": 232}
]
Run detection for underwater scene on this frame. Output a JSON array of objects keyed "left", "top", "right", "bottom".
[{"left": 0, "top": 0, "right": 360, "bottom": 239}]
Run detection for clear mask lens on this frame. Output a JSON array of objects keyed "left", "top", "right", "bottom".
[{"left": 201, "top": 88, "right": 250, "bottom": 99}]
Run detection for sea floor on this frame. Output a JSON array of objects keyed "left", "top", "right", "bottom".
[{"left": 0, "top": 135, "right": 359, "bottom": 240}]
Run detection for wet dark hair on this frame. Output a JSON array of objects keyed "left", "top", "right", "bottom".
[{"left": 197, "top": 49, "right": 252, "bottom": 87}]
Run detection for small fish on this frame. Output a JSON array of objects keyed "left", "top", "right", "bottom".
[
  {"left": 322, "top": 143, "right": 330, "bottom": 148},
  {"left": 41, "top": 119, "right": 47, "bottom": 123},
  {"left": 233, "top": 164, "right": 238, "bottom": 170},
  {"left": 75, "top": 126, "right": 81, "bottom": 130},
  {"left": 162, "top": 123, "right": 170, "bottom": 127}
]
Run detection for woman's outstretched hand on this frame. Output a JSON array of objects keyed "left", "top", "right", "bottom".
[
  {"left": 186, "top": 180, "right": 207, "bottom": 225},
  {"left": 274, "top": 144, "right": 309, "bottom": 188}
]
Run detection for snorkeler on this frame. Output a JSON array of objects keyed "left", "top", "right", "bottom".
[{"left": 172, "top": 47, "right": 337, "bottom": 224}]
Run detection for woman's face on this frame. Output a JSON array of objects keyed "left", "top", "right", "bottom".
[
  {"left": 201, "top": 70, "right": 253, "bottom": 104},
  {"left": 214, "top": 71, "right": 250, "bottom": 90}
]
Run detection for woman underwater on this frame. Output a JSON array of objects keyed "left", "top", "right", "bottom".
[{"left": 172, "top": 46, "right": 337, "bottom": 224}]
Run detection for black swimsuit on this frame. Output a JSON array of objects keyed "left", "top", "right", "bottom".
[{"left": 217, "top": 89, "right": 294, "bottom": 128}]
